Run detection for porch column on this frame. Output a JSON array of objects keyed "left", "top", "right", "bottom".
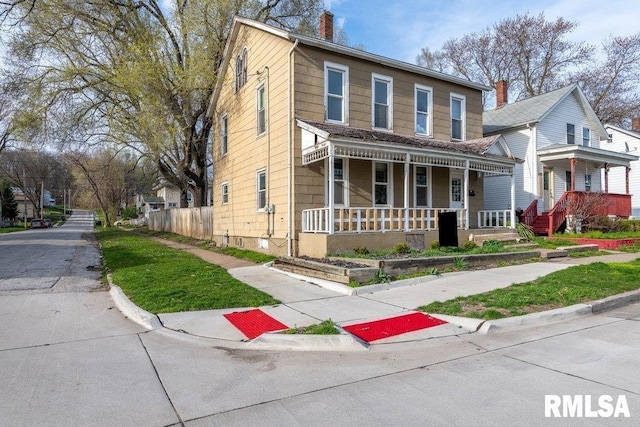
[
  {"left": 570, "top": 158, "right": 577, "bottom": 191},
  {"left": 328, "top": 145, "right": 335, "bottom": 234},
  {"left": 604, "top": 163, "right": 610, "bottom": 193},
  {"left": 626, "top": 167, "right": 631, "bottom": 195},
  {"left": 510, "top": 168, "right": 516, "bottom": 229},
  {"left": 404, "top": 153, "right": 410, "bottom": 231},
  {"left": 464, "top": 160, "right": 470, "bottom": 230}
]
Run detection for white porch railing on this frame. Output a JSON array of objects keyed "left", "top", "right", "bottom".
[
  {"left": 477, "top": 210, "right": 513, "bottom": 228},
  {"left": 302, "top": 207, "right": 466, "bottom": 233}
]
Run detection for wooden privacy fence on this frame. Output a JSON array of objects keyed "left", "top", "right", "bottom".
[{"left": 148, "top": 207, "right": 214, "bottom": 241}]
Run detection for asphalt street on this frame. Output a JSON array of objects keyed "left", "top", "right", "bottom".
[{"left": 1, "top": 211, "right": 639, "bottom": 426}]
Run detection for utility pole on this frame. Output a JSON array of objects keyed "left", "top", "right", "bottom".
[{"left": 40, "top": 181, "right": 44, "bottom": 219}]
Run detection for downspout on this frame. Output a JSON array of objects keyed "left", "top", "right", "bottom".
[{"left": 287, "top": 39, "right": 299, "bottom": 257}]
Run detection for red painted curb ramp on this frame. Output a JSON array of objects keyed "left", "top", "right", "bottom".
[
  {"left": 342, "top": 312, "right": 447, "bottom": 343},
  {"left": 224, "top": 309, "right": 288, "bottom": 339}
]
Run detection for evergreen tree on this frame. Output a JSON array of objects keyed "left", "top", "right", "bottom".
[{"left": 1, "top": 181, "right": 19, "bottom": 220}]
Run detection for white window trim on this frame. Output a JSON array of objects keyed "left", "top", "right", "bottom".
[
  {"left": 256, "top": 83, "right": 266, "bottom": 137},
  {"left": 324, "top": 61, "right": 349, "bottom": 124},
  {"left": 325, "top": 157, "right": 349, "bottom": 207},
  {"left": 221, "top": 181, "right": 228, "bottom": 205},
  {"left": 450, "top": 93, "right": 466, "bottom": 141},
  {"left": 372, "top": 161, "right": 393, "bottom": 207},
  {"left": 235, "top": 47, "right": 248, "bottom": 92},
  {"left": 413, "top": 165, "right": 432, "bottom": 207},
  {"left": 256, "top": 169, "right": 267, "bottom": 212},
  {"left": 414, "top": 84, "right": 433, "bottom": 137},
  {"left": 372, "top": 73, "right": 393, "bottom": 131},
  {"left": 220, "top": 114, "right": 228, "bottom": 156},
  {"left": 582, "top": 127, "right": 591, "bottom": 147}
]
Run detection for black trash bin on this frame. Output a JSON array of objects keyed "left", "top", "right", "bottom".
[{"left": 438, "top": 211, "right": 458, "bottom": 247}]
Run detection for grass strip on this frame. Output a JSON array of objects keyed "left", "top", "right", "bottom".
[
  {"left": 418, "top": 259, "right": 640, "bottom": 320},
  {"left": 283, "top": 320, "right": 340, "bottom": 335},
  {"left": 97, "top": 228, "right": 279, "bottom": 313},
  {"left": 0, "top": 226, "right": 26, "bottom": 234}
]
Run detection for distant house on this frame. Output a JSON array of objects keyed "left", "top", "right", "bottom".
[
  {"left": 483, "top": 82, "right": 637, "bottom": 235},
  {"left": 206, "top": 12, "right": 519, "bottom": 257},
  {"left": 136, "top": 194, "right": 165, "bottom": 219},
  {"left": 154, "top": 183, "right": 193, "bottom": 209},
  {"left": 11, "top": 187, "right": 56, "bottom": 219},
  {"left": 602, "top": 119, "right": 640, "bottom": 218}
]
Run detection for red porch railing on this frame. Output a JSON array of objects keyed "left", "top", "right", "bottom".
[{"left": 520, "top": 199, "right": 538, "bottom": 226}]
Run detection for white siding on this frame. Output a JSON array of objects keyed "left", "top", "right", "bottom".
[
  {"left": 604, "top": 126, "right": 640, "bottom": 216},
  {"left": 483, "top": 128, "right": 536, "bottom": 210}
]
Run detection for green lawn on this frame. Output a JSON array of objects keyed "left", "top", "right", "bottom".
[
  {"left": 97, "top": 228, "right": 279, "bottom": 313},
  {"left": 419, "top": 259, "right": 640, "bottom": 320},
  {"left": 0, "top": 226, "right": 26, "bottom": 234}
]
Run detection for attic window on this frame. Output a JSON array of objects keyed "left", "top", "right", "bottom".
[{"left": 235, "top": 47, "right": 248, "bottom": 92}]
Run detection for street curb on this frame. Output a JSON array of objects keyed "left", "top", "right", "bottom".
[
  {"left": 590, "top": 288, "right": 640, "bottom": 313},
  {"left": 108, "top": 275, "right": 162, "bottom": 330},
  {"left": 428, "top": 313, "right": 485, "bottom": 332},
  {"left": 247, "top": 331, "right": 369, "bottom": 352},
  {"left": 478, "top": 304, "right": 593, "bottom": 334}
]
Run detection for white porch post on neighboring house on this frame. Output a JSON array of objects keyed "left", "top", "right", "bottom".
[
  {"left": 464, "top": 160, "right": 470, "bottom": 229},
  {"left": 510, "top": 168, "right": 516, "bottom": 229},
  {"left": 328, "top": 144, "right": 335, "bottom": 234},
  {"left": 404, "top": 153, "right": 410, "bottom": 231}
]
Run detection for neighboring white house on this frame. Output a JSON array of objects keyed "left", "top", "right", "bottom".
[
  {"left": 154, "top": 183, "right": 193, "bottom": 209},
  {"left": 483, "top": 82, "right": 636, "bottom": 213},
  {"left": 603, "top": 119, "right": 640, "bottom": 217},
  {"left": 136, "top": 194, "right": 165, "bottom": 219}
]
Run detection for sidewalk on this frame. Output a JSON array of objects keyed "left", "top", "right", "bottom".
[{"left": 111, "top": 238, "right": 640, "bottom": 348}]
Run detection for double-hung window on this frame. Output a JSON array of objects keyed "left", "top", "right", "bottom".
[
  {"left": 567, "top": 124, "right": 575, "bottom": 144},
  {"left": 325, "top": 62, "right": 348, "bottom": 123},
  {"left": 330, "top": 158, "right": 348, "bottom": 206},
  {"left": 372, "top": 73, "right": 393, "bottom": 130},
  {"left": 582, "top": 127, "right": 590, "bottom": 146},
  {"left": 585, "top": 174, "right": 592, "bottom": 192},
  {"left": 415, "top": 84, "right": 432, "bottom": 136},
  {"left": 415, "top": 166, "right": 429, "bottom": 207},
  {"left": 374, "top": 162, "right": 391, "bottom": 206},
  {"left": 221, "top": 182, "right": 228, "bottom": 205},
  {"left": 220, "top": 114, "right": 228, "bottom": 156},
  {"left": 256, "top": 84, "right": 266, "bottom": 136},
  {"left": 256, "top": 169, "right": 266, "bottom": 211},
  {"left": 451, "top": 94, "right": 465, "bottom": 140}
]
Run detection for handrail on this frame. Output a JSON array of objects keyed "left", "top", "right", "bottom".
[
  {"left": 547, "top": 192, "right": 571, "bottom": 236},
  {"left": 520, "top": 199, "right": 538, "bottom": 226}
]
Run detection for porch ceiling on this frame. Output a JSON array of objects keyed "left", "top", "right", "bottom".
[
  {"left": 298, "top": 119, "right": 516, "bottom": 175},
  {"left": 538, "top": 144, "right": 638, "bottom": 168}
]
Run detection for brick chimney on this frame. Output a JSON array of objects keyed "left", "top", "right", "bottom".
[
  {"left": 496, "top": 80, "right": 508, "bottom": 109},
  {"left": 320, "top": 10, "right": 334, "bottom": 42},
  {"left": 632, "top": 117, "right": 640, "bottom": 131}
]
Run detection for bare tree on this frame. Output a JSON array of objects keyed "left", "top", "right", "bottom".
[{"left": 1, "top": 0, "right": 324, "bottom": 207}]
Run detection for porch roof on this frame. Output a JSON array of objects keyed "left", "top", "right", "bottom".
[
  {"left": 298, "top": 120, "right": 519, "bottom": 175},
  {"left": 538, "top": 144, "right": 638, "bottom": 168}
]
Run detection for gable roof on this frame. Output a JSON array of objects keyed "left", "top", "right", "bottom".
[
  {"left": 297, "top": 119, "right": 519, "bottom": 163},
  {"left": 605, "top": 124, "right": 640, "bottom": 140},
  {"left": 208, "top": 16, "right": 490, "bottom": 116},
  {"left": 483, "top": 84, "right": 608, "bottom": 140}
]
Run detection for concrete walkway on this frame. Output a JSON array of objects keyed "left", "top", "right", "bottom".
[{"left": 113, "top": 237, "right": 640, "bottom": 347}]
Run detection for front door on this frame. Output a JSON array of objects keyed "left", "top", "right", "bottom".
[
  {"left": 450, "top": 171, "right": 464, "bottom": 209},
  {"left": 543, "top": 167, "right": 554, "bottom": 211}
]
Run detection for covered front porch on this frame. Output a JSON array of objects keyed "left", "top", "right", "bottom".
[
  {"left": 524, "top": 144, "right": 637, "bottom": 235},
  {"left": 297, "top": 120, "right": 519, "bottom": 237}
]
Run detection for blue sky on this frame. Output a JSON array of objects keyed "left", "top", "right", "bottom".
[{"left": 325, "top": 0, "right": 640, "bottom": 63}]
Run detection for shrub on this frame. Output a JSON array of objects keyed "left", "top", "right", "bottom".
[
  {"left": 462, "top": 240, "right": 478, "bottom": 251},
  {"left": 482, "top": 240, "right": 505, "bottom": 252},
  {"left": 120, "top": 206, "right": 138, "bottom": 220},
  {"left": 516, "top": 222, "right": 535, "bottom": 241},
  {"left": 430, "top": 240, "right": 440, "bottom": 250},
  {"left": 353, "top": 246, "right": 369, "bottom": 255},
  {"left": 394, "top": 242, "right": 411, "bottom": 254}
]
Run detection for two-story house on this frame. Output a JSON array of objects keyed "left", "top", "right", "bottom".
[
  {"left": 483, "top": 82, "right": 636, "bottom": 235},
  {"left": 602, "top": 118, "right": 640, "bottom": 218},
  {"left": 207, "top": 12, "right": 518, "bottom": 257}
]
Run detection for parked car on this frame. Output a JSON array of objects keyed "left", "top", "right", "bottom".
[{"left": 31, "top": 219, "right": 48, "bottom": 229}]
